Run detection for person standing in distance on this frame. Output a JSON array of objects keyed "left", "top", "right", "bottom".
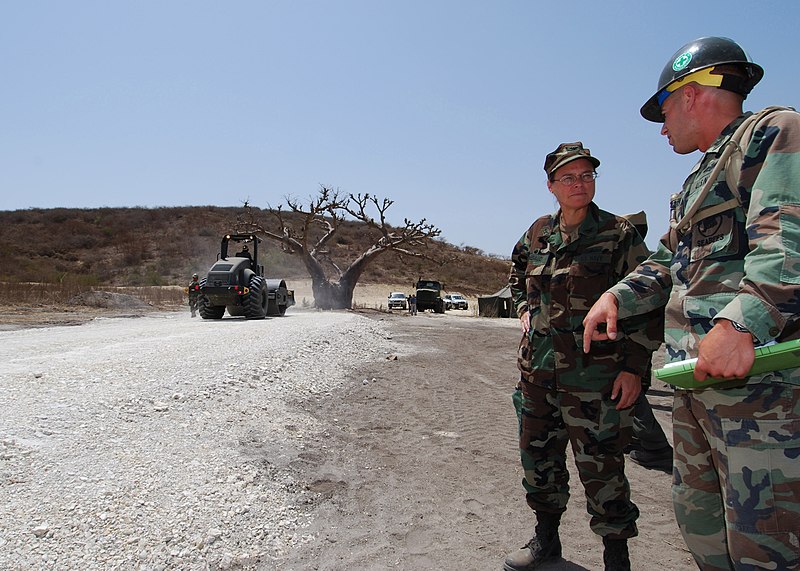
[
  {"left": 188, "top": 273, "right": 200, "bottom": 318},
  {"left": 583, "top": 37, "right": 800, "bottom": 570},
  {"left": 504, "top": 142, "right": 663, "bottom": 571}
]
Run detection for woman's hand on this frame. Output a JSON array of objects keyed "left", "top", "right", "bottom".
[
  {"left": 611, "top": 371, "right": 641, "bottom": 410},
  {"left": 519, "top": 310, "right": 530, "bottom": 334}
]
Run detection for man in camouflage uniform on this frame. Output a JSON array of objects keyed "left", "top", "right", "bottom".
[
  {"left": 504, "top": 143, "right": 663, "bottom": 571},
  {"left": 583, "top": 37, "right": 800, "bottom": 570},
  {"left": 188, "top": 273, "right": 200, "bottom": 318}
]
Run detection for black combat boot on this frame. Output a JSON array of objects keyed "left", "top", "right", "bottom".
[
  {"left": 628, "top": 446, "right": 673, "bottom": 473},
  {"left": 503, "top": 513, "right": 562, "bottom": 571},
  {"left": 602, "top": 537, "right": 631, "bottom": 571}
]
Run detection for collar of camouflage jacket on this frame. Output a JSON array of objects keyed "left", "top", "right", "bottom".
[{"left": 546, "top": 202, "right": 601, "bottom": 250}]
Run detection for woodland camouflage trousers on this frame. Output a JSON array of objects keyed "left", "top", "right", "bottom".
[
  {"left": 513, "top": 381, "right": 638, "bottom": 539},
  {"left": 672, "top": 382, "right": 800, "bottom": 570}
]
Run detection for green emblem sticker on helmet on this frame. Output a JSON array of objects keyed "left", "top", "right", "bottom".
[{"left": 672, "top": 51, "right": 692, "bottom": 72}]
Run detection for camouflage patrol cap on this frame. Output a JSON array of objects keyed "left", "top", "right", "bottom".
[{"left": 544, "top": 142, "right": 600, "bottom": 179}]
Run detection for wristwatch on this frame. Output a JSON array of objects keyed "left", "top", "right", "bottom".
[{"left": 727, "top": 320, "right": 750, "bottom": 334}]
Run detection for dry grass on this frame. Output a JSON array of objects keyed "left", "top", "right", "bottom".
[
  {"left": 0, "top": 281, "right": 186, "bottom": 308},
  {"left": 0, "top": 278, "right": 482, "bottom": 317}
]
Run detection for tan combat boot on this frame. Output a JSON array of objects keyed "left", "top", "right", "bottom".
[{"left": 503, "top": 513, "right": 562, "bottom": 571}]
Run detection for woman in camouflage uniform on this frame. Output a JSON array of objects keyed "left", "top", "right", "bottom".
[{"left": 504, "top": 142, "right": 662, "bottom": 571}]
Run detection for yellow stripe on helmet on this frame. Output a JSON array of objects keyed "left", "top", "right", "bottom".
[
  {"left": 669, "top": 66, "right": 724, "bottom": 91},
  {"left": 657, "top": 66, "right": 725, "bottom": 106},
  {"left": 670, "top": 65, "right": 723, "bottom": 92}
]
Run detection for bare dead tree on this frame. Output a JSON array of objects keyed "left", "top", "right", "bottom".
[{"left": 236, "top": 186, "right": 442, "bottom": 310}]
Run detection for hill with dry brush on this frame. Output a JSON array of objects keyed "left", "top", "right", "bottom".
[{"left": 0, "top": 206, "right": 510, "bottom": 302}]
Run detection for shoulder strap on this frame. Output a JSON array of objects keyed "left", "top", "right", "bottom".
[
  {"left": 724, "top": 106, "right": 797, "bottom": 192},
  {"left": 673, "top": 106, "right": 795, "bottom": 233}
]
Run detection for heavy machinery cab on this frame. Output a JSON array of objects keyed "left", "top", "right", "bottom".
[
  {"left": 219, "top": 234, "right": 263, "bottom": 277},
  {"left": 206, "top": 258, "right": 254, "bottom": 288}
]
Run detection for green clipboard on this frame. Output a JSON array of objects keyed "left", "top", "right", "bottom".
[{"left": 654, "top": 338, "right": 800, "bottom": 389}]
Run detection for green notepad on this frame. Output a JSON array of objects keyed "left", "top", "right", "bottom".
[{"left": 654, "top": 338, "right": 800, "bottom": 389}]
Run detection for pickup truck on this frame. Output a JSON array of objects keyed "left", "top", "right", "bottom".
[
  {"left": 387, "top": 292, "right": 408, "bottom": 310},
  {"left": 444, "top": 293, "right": 468, "bottom": 310}
]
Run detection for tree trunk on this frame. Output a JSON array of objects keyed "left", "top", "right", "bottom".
[
  {"left": 311, "top": 278, "right": 357, "bottom": 310},
  {"left": 306, "top": 246, "right": 377, "bottom": 310}
]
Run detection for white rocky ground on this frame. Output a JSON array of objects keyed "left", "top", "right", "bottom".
[{"left": 0, "top": 309, "right": 394, "bottom": 571}]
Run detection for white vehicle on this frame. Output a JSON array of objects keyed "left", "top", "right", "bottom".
[
  {"left": 445, "top": 293, "right": 468, "bottom": 310},
  {"left": 387, "top": 292, "right": 408, "bottom": 310}
]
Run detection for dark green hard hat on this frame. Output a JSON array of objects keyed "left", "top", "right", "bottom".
[{"left": 641, "top": 36, "right": 763, "bottom": 123}]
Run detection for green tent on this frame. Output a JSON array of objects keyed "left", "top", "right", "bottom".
[{"left": 478, "top": 285, "right": 517, "bottom": 318}]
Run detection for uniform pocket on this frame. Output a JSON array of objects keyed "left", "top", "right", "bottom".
[
  {"left": 689, "top": 209, "right": 739, "bottom": 262},
  {"left": 517, "top": 331, "right": 535, "bottom": 376},
  {"left": 568, "top": 262, "right": 612, "bottom": 310},
  {"left": 722, "top": 417, "right": 800, "bottom": 533},
  {"left": 512, "top": 388, "right": 524, "bottom": 427},
  {"left": 524, "top": 260, "right": 549, "bottom": 308},
  {"left": 568, "top": 261, "right": 609, "bottom": 278},
  {"left": 779, "top": 203, "right": 800, "bottom": 284}
]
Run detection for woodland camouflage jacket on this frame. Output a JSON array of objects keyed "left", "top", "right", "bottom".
[
  {"left": 609, "top": 109, "right": 800, "bottom": 385},
  {"left": 509, "top": 202, "right": 663, "bottom": 391}
]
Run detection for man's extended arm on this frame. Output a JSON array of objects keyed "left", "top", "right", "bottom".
[{"left": 583, "top": 232, "right": 673, "bottom": 353}]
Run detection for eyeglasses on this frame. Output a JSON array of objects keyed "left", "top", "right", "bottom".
[{"left": 552, "top": 172, "right": 598, "bottom": 186}]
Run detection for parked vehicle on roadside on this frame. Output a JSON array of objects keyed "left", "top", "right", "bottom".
[
  {"left": 387, "top": 292, "right": 408, "bottom": 310},
  {"left": 446, "top": 293, "right": 469, "bottom": 310},
  {"left": 415, "top": 279, "right": 445, "bottom": 314}
]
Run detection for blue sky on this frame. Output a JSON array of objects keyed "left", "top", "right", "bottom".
[{"left": 2, "top": 1, "right": 798, "bottom": 256}]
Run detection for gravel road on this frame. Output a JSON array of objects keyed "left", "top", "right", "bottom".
[
  {"left": 0, "top": 310, "right": 395, "bottom": 570},
  {"left": 0, "top": 307, "right": 689, "bottom": 571}
]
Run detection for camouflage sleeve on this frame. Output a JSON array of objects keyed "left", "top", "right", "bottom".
[
  {"left": 714, "top": 111, "right": 800, "bottom": 342},
  {"left": 608, "top": 235, "right": 674, "bottom": 320},
  {"left": 619, "top": 307, "right": 665, "bottom": 375},
  {"left": 614, "top": 223, "right": 665, "bottom": 375},
  {"left": 509, "top": 228, "right": 531, "bottom": 316}
]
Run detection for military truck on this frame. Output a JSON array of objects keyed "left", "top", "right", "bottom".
[
  {"left": 198, "top": 233, "right": 295, "bottom": 320},
  {"left": 415, "top": 279, "right": 445, "bottom": 314}
]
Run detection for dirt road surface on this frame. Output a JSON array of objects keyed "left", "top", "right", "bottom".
[
  {"left": 281, "top": 311, "right": 694, "bottom": 571},
  {"left": 0, "top": 306, "right": 694, "bottom": 570}
]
